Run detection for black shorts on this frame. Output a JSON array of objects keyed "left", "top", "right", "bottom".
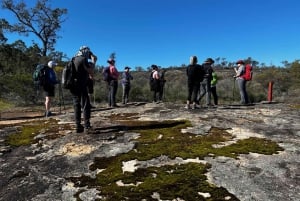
[{"left": 44, "top": 85, "right": 55, "bottom": 97}]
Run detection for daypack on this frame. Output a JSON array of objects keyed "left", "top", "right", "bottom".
[
  {"left": 62, "top": 58, "right": 77, "bottom": 89},
  {"left": 149, "top": 71, "right": 156, "bottom": 91},
  {"left": 33, "top": 64, "right": 48, "bottom": 86},
  {"left": 102, "top": 66, "right": 111, "bottom": 82},
  {"left": 241, "top": 64, "right": 253, "bottom": 81}
]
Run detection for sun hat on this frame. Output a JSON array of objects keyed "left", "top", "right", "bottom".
[
  {"left": 151, "top": 64, "right": 158, "bottom": 69},
  {"left": 204, "top": 58, "right": 215, "bottom": 64},
  {"left": 124, "top": 66, "right": 131, "bottom": 70},
  {"left": 236, "top": 60, "right": 245, "bottom": 64},
  {"left": 48, "top": 61, "right": 57, "bottom": 68}
]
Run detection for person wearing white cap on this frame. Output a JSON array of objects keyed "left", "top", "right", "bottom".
[{"left": 44, "top": 60, "right": 58, "bottom": 117}]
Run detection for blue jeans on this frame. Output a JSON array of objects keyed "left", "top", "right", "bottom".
[
  {"left": 197, "top": 78, "right": 211, "bottom": 105},
  {"left": 237, "top": 78, "right": 249, "bottom": 104}
]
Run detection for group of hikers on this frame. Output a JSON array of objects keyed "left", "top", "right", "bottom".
[
  {"left": 36, "top": 46, "right": 250, "bottom": 133},
  {"left": 186, "top": 55, "right": 250, "bottom": 109}
]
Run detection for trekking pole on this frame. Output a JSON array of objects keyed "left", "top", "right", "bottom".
[
  {"left": 60, "top": 83, "right": 65, "bottom": 111},
  {"left": 232, "top": 77, "right": 236, "bottom": 104}
]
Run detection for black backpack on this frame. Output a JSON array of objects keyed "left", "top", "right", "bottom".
[
  {"left": 62, "top": 58, "right": 77, "bottom": 89},
  {"left": 102, "top": 66, "right": 112, "bottom": 82},
  {"left": 149, "top": 71, "right": 156, "bottom": 91},
  {"left": 33, "top": 64, "right": 48, "bottom": 86}
]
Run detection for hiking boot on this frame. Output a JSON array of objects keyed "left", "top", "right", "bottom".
[
  {"left": 84, "top": 125, "right": 92, "bottom": 133},
  {"left": 76, "top": 125, "right": 84, "bottom": 133}
]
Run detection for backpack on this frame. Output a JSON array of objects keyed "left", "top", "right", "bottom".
[
  {"left": 102, "top": 66, "right": 111, "bottom": 82},
  {"left": 149, "top": 71, "right": 156, "bottom": 91},
  {"left": 61, "top": 58, "right": 77, "bottom": 89},
  {"left": 241, "top": 64, "right": 253, "bottom": 81},
  {"left": 33, "top": 64, "right": 48, "bottom": 86}
]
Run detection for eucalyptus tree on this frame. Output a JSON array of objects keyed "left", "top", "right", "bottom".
[{"left": 1, "top": 0, "right": 67, "bottom": 56}]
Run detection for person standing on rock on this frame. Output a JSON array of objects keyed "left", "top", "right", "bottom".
[
  {"left": 234, "top": 59, "right": 249, "bottom": 105},
  {"left": 186, "top": 56, "right": 204, "bottom": 109},
  {"left": 197, "top": 58, "right": 214, "bottom": 107},
  {"left": 121, "top": 66, "right": 133, "bottom": 105},
  {"left": 71, "top": 46, "right": 97, "bottom": 133},
  {"left": 44, "top": 61, "right": 59, "bottom": 117},
  {"left": 107, "top": 58, "right": 120, "bottom": 107},
  {"left": 150, "top": 64, "right": 162, "bottom": 103},
  {"left": 210, "top": 69, "right": 218, "bottom": 106}
]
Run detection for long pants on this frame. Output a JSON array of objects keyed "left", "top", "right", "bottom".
[
  {"left": 122, "top": 84, "right": 130, "bottom": 104},
  {"left": 187, "top": 81, "right": 200, "bottom": 103},
  {"left": 108, "top": 80, "right": 118, "bottom": 106},
  {"left": 197, "top": 78, "right": 211, "bottom": 105},
  {"left": 211, "top": 86, "right": 218, "bottom": 105},
  {"left": 237, "top": 78, "right": 249, "bottom": 104},
  {"left": 71, "top": 87, "right": 91, "bottom": 127}
]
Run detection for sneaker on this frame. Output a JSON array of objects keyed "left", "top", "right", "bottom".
[
  {"left": 184, "top": 105, "right": 191, "bottom": 109},
  {"left": 76, "top": 125, "right": 84, "bottom": 133}
]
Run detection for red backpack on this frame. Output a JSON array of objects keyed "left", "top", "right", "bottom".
[{"left": 241, "top": 64, "right": 253, "bottom": 81}]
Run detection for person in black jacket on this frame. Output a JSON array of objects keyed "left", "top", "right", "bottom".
[
  {"left": 71, "top": 46, "right": 97, "bottom": 133},
  {"left": 197, "top": 58, "right": 214, "bottom": 106},
  {"left": 186, "top": 56, "right": 204, "bottom": 109}
]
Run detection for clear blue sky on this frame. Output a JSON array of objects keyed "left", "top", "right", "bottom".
[{"left": 2, "top": 0, "right": 300, "bottom": 69}]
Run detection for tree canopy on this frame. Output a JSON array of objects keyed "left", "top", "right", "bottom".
[{"left": 1, "top": 0, "right": 67, "bottom": 56}]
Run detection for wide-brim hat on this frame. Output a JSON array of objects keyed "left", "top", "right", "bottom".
[
  {"left": 236, "top": 60, "right": 245, "bottom": 64},
  {"left": 204, "top": 58, "right": 214, "bottom": 64},
  {"left": 124, "top": 66, "right": 131, "bottom": 70}
]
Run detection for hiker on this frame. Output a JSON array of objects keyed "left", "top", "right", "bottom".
[
  {"left": 44, "top": 61, "right": 59, "bottom": 117},
  {"left": 121, "top": 66, "right": 133, "bottom": 105},
  {"left": 150, "top": 64, "right": 162, "bottom": 103},
  {"left": 197, "top": 58, "right": 214, "bottom": 106},
  {"left": 234, "top": 60, "right": 249, "bottom": 104},
  {"left": 186, "top": 56, "right": 203, "bottom": 109},
  {"left": 87, "top": 62, "right": 95, "bottom": 108},
  {"left": 211, "top": 70, "right": 218, "bottom": 105},
  {"left": 71, "top": 46, "right": 97, "bottom": 133},
  {"left": 107, "top": 58, "right": 120, "bottom": 107}
]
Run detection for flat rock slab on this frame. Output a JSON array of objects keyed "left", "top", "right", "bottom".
[{"left": 0, "top": 102, "right": 299, "bottom": 201}]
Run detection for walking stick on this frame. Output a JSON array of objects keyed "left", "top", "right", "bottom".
[
  {"left": 58, "top": 83, "right": 65, "bottom": 113},
  {"left": 232, "top": 77, "right": 236, "bottom": 104}
]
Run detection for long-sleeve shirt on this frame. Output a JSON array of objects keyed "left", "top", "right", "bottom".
[{"left": 121, "top": 72, "right": 133, "bottom": 85}]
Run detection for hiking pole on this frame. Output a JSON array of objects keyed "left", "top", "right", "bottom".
[
  {"left": 232, "top": 77, "right": 236, "bottom": 104},
  {"left": 60, "top": 82, "right": 65, "bottom": 111}
]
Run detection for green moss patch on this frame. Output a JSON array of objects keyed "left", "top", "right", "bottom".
[
  {"left": 67, "top": 120, "right": 283, "bottom": 200},
  {"left": 6, "top": 119, "right": 69, "bottom": 146}
]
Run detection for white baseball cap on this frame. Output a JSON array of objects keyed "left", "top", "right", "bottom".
[{"left": 48, "top": 61, "right": 57, "bottom": 68}]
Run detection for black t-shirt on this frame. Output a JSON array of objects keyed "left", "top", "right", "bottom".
[{"left": 186, "top": 64, "right": 204, "bottom": 83}]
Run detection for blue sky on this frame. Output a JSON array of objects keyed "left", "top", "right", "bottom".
[{"left": 2, "top": 0, "right": 300, "bottom": 69}]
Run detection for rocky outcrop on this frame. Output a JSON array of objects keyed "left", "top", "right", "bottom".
[{"left": 0, "top": 102, "right": 299, "bottom": 201}]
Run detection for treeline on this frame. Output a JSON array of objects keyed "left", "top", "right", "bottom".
[{"left": 0, "top": 42, "right": 300, "bottom": 108}]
